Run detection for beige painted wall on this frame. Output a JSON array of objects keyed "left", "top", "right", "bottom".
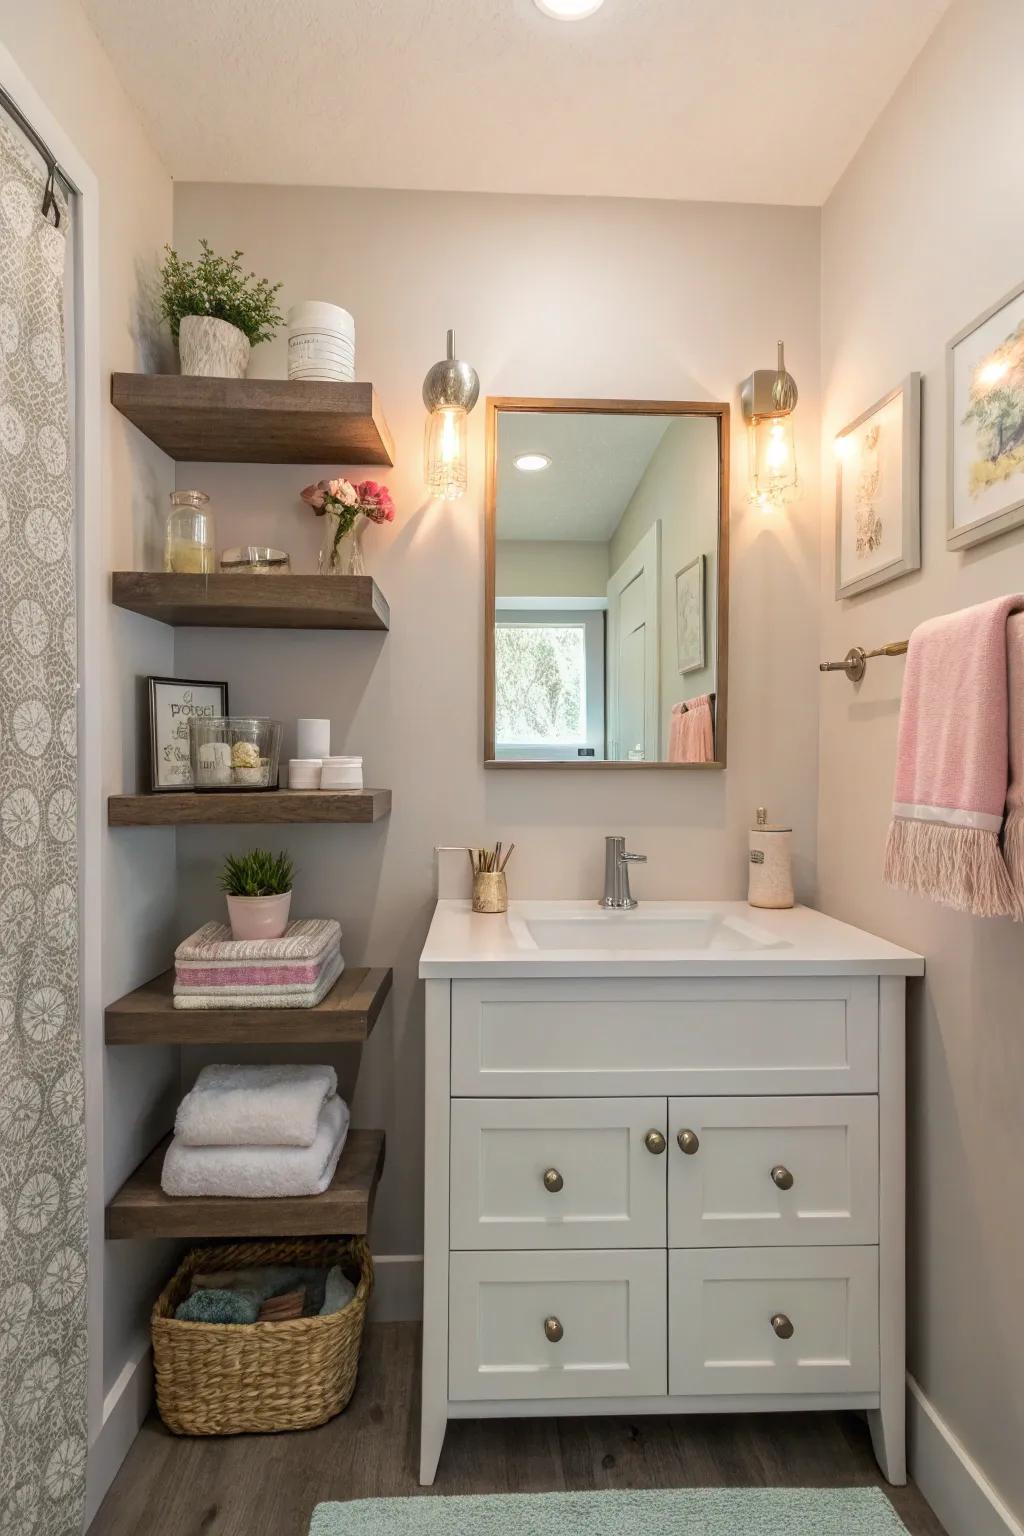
[
  {"left": 819, "top": 0, "right": 1024, "bottom": 1518},
  {"left": 496, "top": 538, "right": 609, "bottom": 598},
  {"left": 609, "top": 416, "right": 720, "bottom": 721},
  {"left": 172, "top": 182, "right": 822, "bottom": 1263},
  {"left": 0, "top": 0, "right": 176, "bottom": 1506}
]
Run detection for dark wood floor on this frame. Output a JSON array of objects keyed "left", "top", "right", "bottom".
[{"left": 89, "top": 1322, "right": 946, "bottom": 1536}]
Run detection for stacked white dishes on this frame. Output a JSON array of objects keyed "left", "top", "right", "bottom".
[{"left": 288, "top": 301, "right": 355, "bottom": 382}]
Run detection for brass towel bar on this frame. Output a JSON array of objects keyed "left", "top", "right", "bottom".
[{"left": 819, "top": 641, "right": 909, "bottom": 683}]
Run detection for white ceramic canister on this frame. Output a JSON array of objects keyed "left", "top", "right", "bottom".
[
  {"left": 287, "top": 302, "right": 355, "bottom": 382},
  {"left": 288, "top": 758, "right": 323, "bottom": 790},
  {"left": 320, "top": 755, "right": 363, "bottom": 791},
  {"left": 296, "top": 718, "right": 331, "bottom": 760},
  {"left": 747, "top": 806, "right": 794, "bottom": 909}
]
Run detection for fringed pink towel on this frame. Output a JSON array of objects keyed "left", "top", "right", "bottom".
[
  {"left": 884, "top": 594, "right": 1024, "bottom": 919},
  {"left": 668, "top": 696, "right": 714, "bottom": 763}
]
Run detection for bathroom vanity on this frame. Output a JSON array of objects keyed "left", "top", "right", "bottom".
[{"left": 418, "top": 900, "right": 923, "bottom": 1486}]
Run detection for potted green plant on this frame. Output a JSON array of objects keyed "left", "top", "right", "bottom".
[
  {"left": 159, "top": 240, "right": 284, "bottom": 379},
  {"left": 219, "top": 848, "right": 295, "bottom": 940}
]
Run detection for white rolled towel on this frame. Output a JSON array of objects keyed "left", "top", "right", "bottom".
[
  {"left": 162, "top": 1093, "right": 350, "bottom": 1199},
  {"left": 175, "top": 1063, "right": 338, "bottom": 1149}
]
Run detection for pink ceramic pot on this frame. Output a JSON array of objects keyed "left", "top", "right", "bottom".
[{"left": 225, "top": 891, "right": 292, "bottom": 941}]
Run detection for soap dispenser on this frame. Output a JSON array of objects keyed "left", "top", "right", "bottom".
[{"left": 748, "top": 807, "right": 794, "bottom": 909}]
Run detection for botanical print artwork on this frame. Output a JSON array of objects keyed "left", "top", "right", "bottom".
[
  {"left": 950, "top": 283, "right": 1024, "bottom": 548},
  {"left": 854, "top": 424, "right": 883, "bottom": 557},
  {"left": 675, "top": 556, "right": 705, "bottom": 675},
  {"left": 835, "top": 376, "right": 920, "bottom": 598},
  {"left": 963, "top": 317, "right": 1024, "bottom": 496},
  {"left": 0, "top": 123, "right": 87, "bottom": 1532}
]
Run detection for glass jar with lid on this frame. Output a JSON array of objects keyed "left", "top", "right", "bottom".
[{"left": 165, "top": 489, "right": 215, "bottom": 574}]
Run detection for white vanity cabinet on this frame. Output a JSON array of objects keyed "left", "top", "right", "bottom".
[{"left": 419, "top": 901, "right": 923, "bottom": 1489}]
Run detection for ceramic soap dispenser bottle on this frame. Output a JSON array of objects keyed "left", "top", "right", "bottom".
[{"left": 748, "top": 806, "right": 794, "bottom": 909}]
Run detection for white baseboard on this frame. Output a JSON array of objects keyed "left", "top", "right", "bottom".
[
  {"left": 908, "top": 1375, "right": 1023, "bottom": 1536},
  {"left": 370, "top": 1254, "right": 423, "bottom": 1321},
  {"left": 85, "top": 1344, "right": 153, "bottom": 1528}
]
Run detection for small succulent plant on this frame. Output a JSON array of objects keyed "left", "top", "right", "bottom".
[{"left": 219, "top": 848, "right": 294, "bottom": 898}]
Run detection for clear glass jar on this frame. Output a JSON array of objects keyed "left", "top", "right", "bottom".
[
  {"left": 165, "top": 489, "right": 215, "bottom": 574},
  {"left": 188, "top": 717, "right": 282, "bottom": 791}
]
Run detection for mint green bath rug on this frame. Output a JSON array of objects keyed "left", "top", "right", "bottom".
[{"left": 310, "top": 1488, "right": 909, "bottom": 1536}]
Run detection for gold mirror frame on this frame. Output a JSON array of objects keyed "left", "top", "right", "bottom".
[{"left": 484, "top": 396, "right": 730, "bottom": 769}]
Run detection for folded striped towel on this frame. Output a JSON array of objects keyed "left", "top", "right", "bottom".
[
  {"left": 176, "top": 1063, "right": 338, "bottom": 1148},
  {"left": 172, "top": 951, "right": 343, "bottom": 1011},
  {"left": 174, "top": 944, "right": 341, "bottom": 996},
  {"left": 175, "top": 918, "right": 341, "bottom": 965}
]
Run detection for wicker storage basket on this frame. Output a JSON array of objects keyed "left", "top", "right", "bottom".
[{"left": 151, "top": 1236, "right": 373, "bottom": 1435}]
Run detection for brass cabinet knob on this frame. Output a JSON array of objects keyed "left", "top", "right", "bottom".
[
  {"left": 543, "top": 1168, "right": 564, "bottom": 1193},
  {"left": 771, "top": 1313, "right": 795, "bottom": 1340},
  {"left": 771, "top": 1164, "right": 794, "bottom": 1191},
  {"left": 544, "top": 1316, "right": 564, "bottom": 1343},
  {"left": 644, "top": 1129, "right": 667, "bottom": 1155},
  {"left": 677, "top": 1129, "right": 700, "bottom": 1155}
]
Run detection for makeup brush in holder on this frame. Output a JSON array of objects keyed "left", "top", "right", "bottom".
[{"left": 469, "top": 842, "right": 515, "bottom": 914}]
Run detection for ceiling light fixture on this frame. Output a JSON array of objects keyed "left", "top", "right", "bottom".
[
  {"left": 534, "top": 0, "right": 606, "bottom": 19},
  {"left": 513, "top": 453, "right": 552, "bottom": 473}
]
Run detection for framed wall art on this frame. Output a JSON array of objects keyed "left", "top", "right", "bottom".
[
  {"left": 147, "top": 676, "right": 229, "bottom": 791},
  {"left": 835, "top": 373, "right": 921, "bottom": 598},
  {"left": 947, "top": 278, "right": 1024, "bottom": 551},
  {"left": 675, "top": 554, "right": 705, "bottom": 674}
]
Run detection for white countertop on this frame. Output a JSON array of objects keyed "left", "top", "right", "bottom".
[{"left": 418, "top": 899, "right": 925, "bottom": 979}]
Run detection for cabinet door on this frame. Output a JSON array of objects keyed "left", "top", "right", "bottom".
[
  {"left": 449, "top": 1249, "right": 666, "bottom": 1401},
  {"left": 668, "top": 1096, "right": 878, "bottom": 1247},
  {"left": 669, "top": 1246, "right": 879, "bottom": 1396},
  {"left": 450, "top": 1097, "right": 667, "bottom": 1250}
]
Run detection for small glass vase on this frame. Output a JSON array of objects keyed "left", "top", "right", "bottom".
[{"left": 319, "top": 516, "right": 365, "bottom": 576}]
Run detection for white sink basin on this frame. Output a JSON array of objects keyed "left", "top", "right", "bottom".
[{"left": 519, "top": 908, "right": 788, "bottom": 954}]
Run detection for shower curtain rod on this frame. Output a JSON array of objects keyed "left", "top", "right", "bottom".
[{"left": 0, "top": 83, "right": 74, "bottom": 201}]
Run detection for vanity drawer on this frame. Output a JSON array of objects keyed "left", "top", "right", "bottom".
[
  {"left": 450, "top": 978, "right": 878, "bottom": 1097},
  {"left": 449, "top": 1249, "right": 666, "bottom": 1402},
  {"left": 668, "top": 1096, "right": 878, "bottom": 1247},
  {"left": 450, "top": 1097, "right": 667, "bottom": 1250},
  {"left": 668, "top": 1246, "right": 879, "bottom": 1397}
]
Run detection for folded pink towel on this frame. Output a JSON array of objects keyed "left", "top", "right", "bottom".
[
  {"left": 668, "top": 696, "right": 715, "bottom": 764},
  {"left": 884, "top": 594, "right": 1024, "bottom": 919},
  {"left": 175, "top": 949, "right": 340, "bottom": 991}
]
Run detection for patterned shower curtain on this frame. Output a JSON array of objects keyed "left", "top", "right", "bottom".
[{"left": 0, "top": 121, "right": 87, "bottom": 1533}]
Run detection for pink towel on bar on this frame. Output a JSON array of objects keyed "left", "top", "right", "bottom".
[
  {"left": 884, "top": 594, "right": 1024, "bottom": 919},
  {"left": 668, "top": 696, "right": 714, "bottom": 764}
]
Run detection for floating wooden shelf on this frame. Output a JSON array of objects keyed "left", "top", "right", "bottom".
[
  {"left": 108, "top": 788, "right": 391, "bottom": 826},
  {"left": 105, "top": 965, "right": 392, "bottom": 1045},
  {"left": 111, "top": 373, "right": 394, "bottom": 465},
  {"left": 111, "top": 571, "right": 390, "bottom": 631},
  {"left": 106, "top": 1129, "right": 385, "bottom": 1239}
]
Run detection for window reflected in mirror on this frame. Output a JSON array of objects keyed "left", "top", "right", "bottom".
[{"left": 486, "top": 399, "right": 728, "bottom": 767}]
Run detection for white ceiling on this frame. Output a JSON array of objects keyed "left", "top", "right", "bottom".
[
  {"left": 496, "top": 411, "right": 672, "bottom": 541},
  {"left": 82, "top": 0, "right": 952, "bottom": 205}
]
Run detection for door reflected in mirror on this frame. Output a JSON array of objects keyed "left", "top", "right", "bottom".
[{"left": 485, "top": 398, "right": 728, "bottom": 767}]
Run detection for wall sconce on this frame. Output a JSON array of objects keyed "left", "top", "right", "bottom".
[
  {"left": 740, "top": 341, "right": 799, "bottom": 509},
  {"left": 422, "top": 328, "right": 480, "bottom": 501}
]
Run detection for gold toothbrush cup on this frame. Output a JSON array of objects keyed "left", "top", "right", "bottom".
[{"left": 472, "top": 870, "right": 508, "bottom": 914}]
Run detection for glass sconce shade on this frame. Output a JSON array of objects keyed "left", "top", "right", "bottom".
[
  {"left": 424, "top": 405, "right": 469, "bottom": 501},
  {"left": 747, "top": 415, "right": 799, "bottom": 509}
]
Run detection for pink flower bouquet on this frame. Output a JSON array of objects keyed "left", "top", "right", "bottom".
[{"left": 300, "top": 476, "right": 396, "bottom": 572}]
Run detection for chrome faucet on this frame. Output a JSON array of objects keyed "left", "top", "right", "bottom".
[{"left": 599, "top": 835, "right": 647, "bottom": 910}]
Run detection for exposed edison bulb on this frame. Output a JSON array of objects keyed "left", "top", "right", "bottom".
[
  {"left": 424, "top": 405, "right": 468, "bottom": 501},
  {"left": 748, "top": 414, "right": 798, "bottom": 509}
]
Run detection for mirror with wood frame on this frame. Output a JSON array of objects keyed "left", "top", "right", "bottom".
[{"left": 484, "top": 397, "right": 729, "bottom": 768}]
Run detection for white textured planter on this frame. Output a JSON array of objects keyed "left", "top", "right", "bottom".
[
  {"left": 225, "top": 890, "right": 292, "bottom": 941},
  {"left": 178, "top": 315, "right": 251, "bottom": 379}
]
